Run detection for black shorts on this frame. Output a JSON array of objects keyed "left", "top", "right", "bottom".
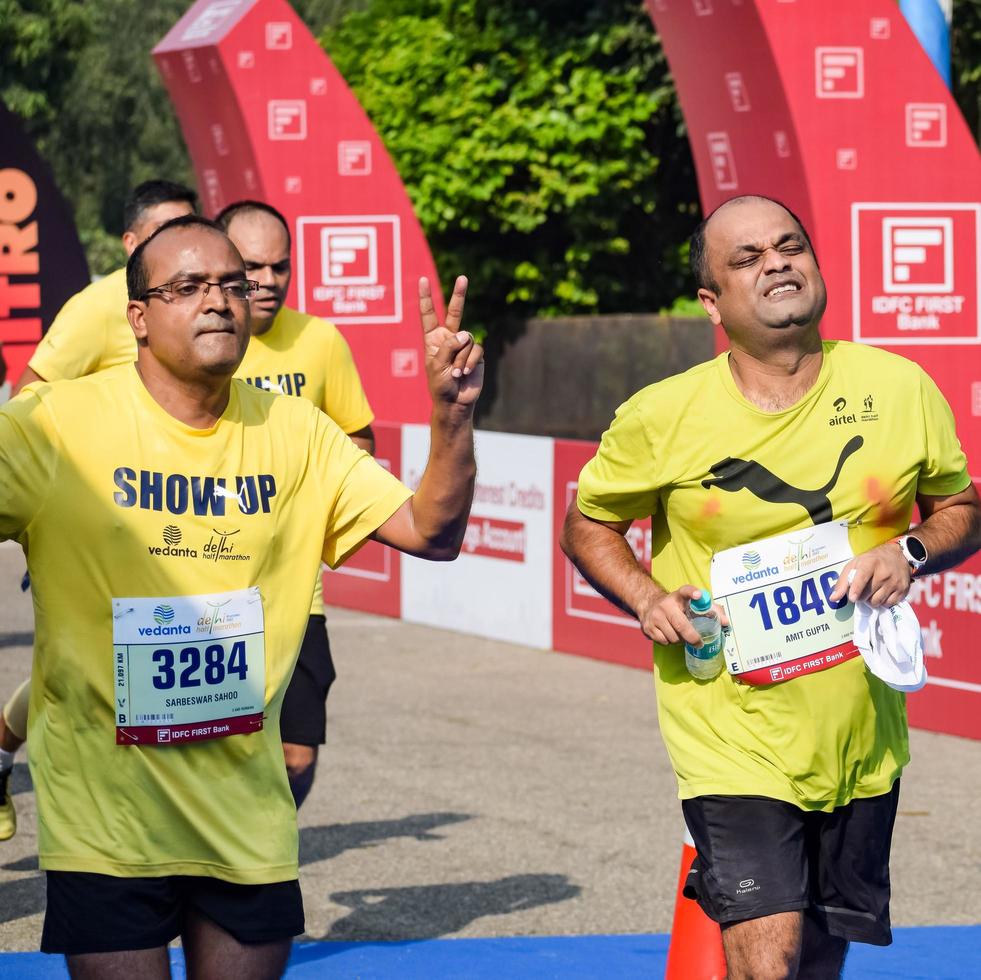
[
  {"left": 682, "top": 781, "right": 900, "bottom": 946},
  {"left": 280, "top": 614, "right": 336, "bottom": 746},
  {"left": 41, "top": 871, "right": 304, "bottom": 955}
]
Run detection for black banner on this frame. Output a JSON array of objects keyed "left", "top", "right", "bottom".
[{"left": 1, "top": 101, "right": 89, "bottom": 382}]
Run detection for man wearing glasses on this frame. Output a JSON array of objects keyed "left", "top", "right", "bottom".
[
  {"left": 0, "top": 193, "right": 381, "bottom": 838},
  {"left": 0, "top": 214, "right": 482, "bottom": 977}
]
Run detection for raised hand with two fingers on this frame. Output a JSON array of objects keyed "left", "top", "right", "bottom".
[{"left": 418, "top": 275, "right": 484, "bottom": 408}]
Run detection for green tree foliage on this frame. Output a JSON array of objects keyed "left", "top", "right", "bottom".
[
  {"left": 950, "top": 0, "right": 981, "bottom": 145},
  {"left": 1, "top": 0, "right": 978, "bottom": 299},
  {"left": 322, "top": 0, "right": 699, "bottom": 336},
  {"left": 30, "top": 0, "right": 196, "bottom": 272},
  {"left": 0, "top": 0, "right": 92, "bottom": 126}
]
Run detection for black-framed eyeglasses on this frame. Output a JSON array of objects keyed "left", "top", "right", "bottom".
[{"left": 140, "top": 278, "right": 260, "bottom": 303}]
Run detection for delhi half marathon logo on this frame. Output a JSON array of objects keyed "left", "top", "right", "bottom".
[
  {"left": 153, "top": 605, "right": 175, "bottom": 626},
  {"left": 163, "top": 525, "right": 182, "bottom": 546},
  {"left": 203, "top": 528, "right": 251, "bottom": 563}
]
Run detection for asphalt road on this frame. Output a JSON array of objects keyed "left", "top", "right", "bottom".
[{"left": 1, "top": 540, "right": 978, "bottom": 950}]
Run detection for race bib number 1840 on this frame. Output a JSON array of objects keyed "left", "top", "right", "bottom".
[
  {"left": 112, "top": 588, "right": 265, "bottom": 745},
  {"left": 711, "top": 522, "right": 860, "bottom": 685}
]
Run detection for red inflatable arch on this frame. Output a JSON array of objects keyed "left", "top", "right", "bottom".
[{"left": 154, "top": 0, "right": 441, "bottom": 426}]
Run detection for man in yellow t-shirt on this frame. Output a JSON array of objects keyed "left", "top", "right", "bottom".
[
  {"left": 0, "top": 214, "right": 483, "bottom": 973},
  {"left": 217, "top": 198, "right": 376, "bottom": 810},
  {"left": 562, "top": 196, "right": 981, "bottom": 976},
  {"left": 0, "top": 180, "right": 199, "bottom": 842}
]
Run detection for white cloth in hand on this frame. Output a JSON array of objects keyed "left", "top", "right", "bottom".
[{"left": 853, "top": 599, "right": 927, "bottom": 693}]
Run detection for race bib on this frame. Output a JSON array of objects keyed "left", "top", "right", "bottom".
[
  {"left": 112, "top": 588, "right": 266, "bottom": 745},
  {"left": 711, "top": 522, "right": 860, "bottom": 685}
]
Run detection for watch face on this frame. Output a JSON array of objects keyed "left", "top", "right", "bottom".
[{"left": 906, "top": 536, "right": 928, "bottom": 562}]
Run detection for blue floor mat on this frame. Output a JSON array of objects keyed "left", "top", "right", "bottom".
[{"left": 2, "top": 925, "right": 978, "bottom": 978}]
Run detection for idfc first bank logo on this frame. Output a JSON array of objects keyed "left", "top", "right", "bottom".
[
  {"left": 851, "top": 203, "right": 980, "bottom": 346},
  {"left": 296, "top": 214, "right": 402, "bottom": 324}
]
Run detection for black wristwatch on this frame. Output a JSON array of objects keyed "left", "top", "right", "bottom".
[{"left": 896, "top": 535, "right": 928, "bottom": 575}]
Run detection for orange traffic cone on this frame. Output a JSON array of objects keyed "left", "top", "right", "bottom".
[{"left": 665, "top": 826, "right": 727, "bottom": 979}]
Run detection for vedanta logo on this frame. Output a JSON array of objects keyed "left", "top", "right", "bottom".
[
  {"left": 742, "top": 550, "right": 762, "bottom": 571},
  {"left": 732, "top": 565, "right": 780, "bottom": 584},
  {"left": 141, "top": 604, "right": 190, "bottom": 636},
  {"left": 138, "top": 623, "right": 192, "bottom": 637},
  {"left": 153, "top": 605, "right": 175, "bottom": 625}
]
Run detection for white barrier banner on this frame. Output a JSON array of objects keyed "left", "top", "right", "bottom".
[{"left": 400, "top": 426, "right": 554, "bottom": 648}]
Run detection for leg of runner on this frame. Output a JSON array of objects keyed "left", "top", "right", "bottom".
[
  {"left": 0, "top": 678, "right": 30, "bottom": 840},
  {"left": 65, "top": 947, "right": 171, "bottom": 979},
  {"left": 181, "top": 908, "right": 291, "bottom": 980},
  {"left": 797, "top": 914, "right": 848, "bottom": 979},
  {"left": 722, "top": 911, "right": 802, "bottom": 980},
  {"left": 283, "top": 744, "right": 317, "bottom": 809},
  {"left": 280, "top": 614, "right": 335, "bottom": 809}
]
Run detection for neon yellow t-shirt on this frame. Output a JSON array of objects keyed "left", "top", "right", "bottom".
[
  {"left": 236, "top": 307, "right": 375, "bottom": 616},
  {"left": 28, "top": 268, "right": 134, "bottom": 381},
  {"left": 577, "top": 341, "right": 970, "bottom": 811},
  {"left": 0, "top": 365, "right": 411, "bottom": 881}
]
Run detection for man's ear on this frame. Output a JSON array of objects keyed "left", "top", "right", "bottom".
[
  {"left": 128, "top": 300, "right": 149, "bottom": 345},
  {"left": 121, "top": 230, "right": 139, "bottom": 256},
  {"left": 697, "top": 287, "right": 723, "bottom": 326}
]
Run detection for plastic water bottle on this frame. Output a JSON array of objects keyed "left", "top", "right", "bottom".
[{"left": 684, "top": 590, "right": 723, "bottom": 680}]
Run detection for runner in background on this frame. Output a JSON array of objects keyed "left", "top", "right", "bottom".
[
  {"left": 562, "top": 196, "right": 981, "bottom": 979},
  {"left": 12, "top": 180, "right": 197, "bottom": 394},
  {"left": 217, "top": 199, "right": 375, "bottom": 808},
  {"left": 0, "top": 179, "right": 197, "bottom": 840},
  {"left": 0, "top": 215, "right": 481, "bottom": 975}
]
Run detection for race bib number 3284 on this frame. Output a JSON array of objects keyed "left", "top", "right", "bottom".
[{"left": 112, "top": 588, "right": 265, "bottom": 745}]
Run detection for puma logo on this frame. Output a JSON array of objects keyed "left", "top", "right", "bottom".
[{"left": 701, "top": 436, "right": 863, "bottom": 525}]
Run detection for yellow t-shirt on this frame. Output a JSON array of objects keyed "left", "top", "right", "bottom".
[
  {"left": 236, "top": 306, "right": 375, "bottom": 616},
  {"left": 0, "top": 365, "right": 411, "bottom": 881},
  {"left": 577, "top": 341, "right": 970, "bottom": 811},
  {"left": 28, "top": 268, "right": 134, "bottom": 381}
]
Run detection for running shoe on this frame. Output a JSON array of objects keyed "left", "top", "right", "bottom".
[{"left": 0, "top": 769, "right": 15, "bottom": 840}]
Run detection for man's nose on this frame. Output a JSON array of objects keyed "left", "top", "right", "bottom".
[
  {"left": 201, "top": 282, "right": 232, "bottom": 313},
  {"left": 762, "top": 247, "right": 792, "bottom": 275},
  {"left": 255, "top": 266, "right": 277, "bottom": 290}
]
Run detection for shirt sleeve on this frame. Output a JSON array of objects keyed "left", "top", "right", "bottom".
[
  {"left": 0, "top": 388, "right": 59, "bottom": 540},
  {"left": 313, "top": 412, "right": 411, "bottom": 568},
  {"left": 28, "top": 285, "right": 106, "bottom": 382},
  {"left": 577, "top": 396, "right": 660, "bottom": 523},
  {"left": 321, "top": 326, "right": 375, "bottom": 434},
  {"left": 916, "top": 368, "right": 971, "bottom": 497}
]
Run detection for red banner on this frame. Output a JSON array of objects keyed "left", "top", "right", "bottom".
[
  {"left": 646, "top": 0, "right": 981, "bottom": 737},
  {"left": 551, "top": 440, "right": 653, "bottom": 670},
  {"left": 153, "top": 0, "right": 439, "bottom": 423},
  {"left": 322, "top": 421, "right": 402, "bottom": 618},
  {"left": 117, "top": 711, "right": 263, "bottom": 745}
]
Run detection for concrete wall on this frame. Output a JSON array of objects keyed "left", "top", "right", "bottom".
[{"left": 476, "top": 315, "right": 713, "bottom": 441}]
